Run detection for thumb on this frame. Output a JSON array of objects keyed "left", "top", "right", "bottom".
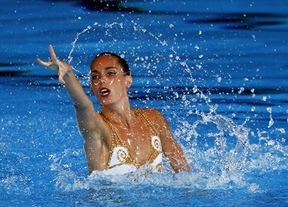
[{"left": 58, "top": 70, "right": 66, "bottom": 84}]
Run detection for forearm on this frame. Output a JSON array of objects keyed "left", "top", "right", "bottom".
[
  {"left": 37, "top": 45, "right": 92, "bottom": 110},
  {"left": 169, "top": 148, "right": 190, "bottom": 173},
  {"left": 159, "top": 113, "right": 190, "bottom": 173},
  {"left": 162, "top": 139, "right": 190, "bottom": 173},
  {"left": 62, "top": 68, "right": 91, "bottom": 110}
]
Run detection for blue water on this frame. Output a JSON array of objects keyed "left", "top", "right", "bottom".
[{"left": 1, "top": 0, "right": 288, "bottom": 206}]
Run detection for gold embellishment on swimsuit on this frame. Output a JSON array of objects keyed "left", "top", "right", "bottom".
[
  {"left": 134, "top": 109, "right": 158, "bottom": 136},
  {"left": 116, "top": 146, "right": 129, "bottom": 163},
  {"left": 101, "top": 110, "right": 162, "bottom": 172},
  {"left": 156, "top": 163, "right": 162, "bottom": 172},
  {"left": 151, "top": 136, "right": 162, "bottom": 152}
]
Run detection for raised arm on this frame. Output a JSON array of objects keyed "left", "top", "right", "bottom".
[
  {"left": 36, "top": 45, "right": 102, "bottom": 138},
  {"left": 37, "top": 45, "right": 110, "bottom": 172},
  {"left": 37, "top": 45, "right": 91, "bottom": 109}
]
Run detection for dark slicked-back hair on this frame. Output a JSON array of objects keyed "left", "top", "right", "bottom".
[{"left": 92, "top": 52, "right": 131, "bottom": 76}]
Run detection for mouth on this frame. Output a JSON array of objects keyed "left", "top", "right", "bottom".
[{"left": 99, "top": 88, "right": 110, "bottom": 97}]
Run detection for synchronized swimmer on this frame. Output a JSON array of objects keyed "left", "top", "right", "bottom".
[{"left": 37, "top": 45, "right": 190, "bottom": 175}]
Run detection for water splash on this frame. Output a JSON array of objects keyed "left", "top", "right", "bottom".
[
  {"left": 67, "top": 25, "right": 92, "bottom": 64},
  {"left": 54, "top": 20, "right": 288, "bottom": 193},
  {"left": 267, "top": 107, "right": 274, "bottom": 128}
]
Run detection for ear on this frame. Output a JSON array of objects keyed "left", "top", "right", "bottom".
[{"left": 125, "top": 76, "right": 132, "bottom": 88}]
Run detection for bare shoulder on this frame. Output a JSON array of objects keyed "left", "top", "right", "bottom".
[
  {"left": 134, "top": 107, "right": 161, "bottom": 115},
  {"left": 133, "top": 108, "right": 166, "bottom": 124}
]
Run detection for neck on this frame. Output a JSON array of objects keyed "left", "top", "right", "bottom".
[{"left": 100, "top": 101, "right": 134, "bottom": 128}]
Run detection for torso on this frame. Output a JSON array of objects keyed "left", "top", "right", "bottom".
[{"left": 100, "top": 109, "right": 163, "bottom": 175}]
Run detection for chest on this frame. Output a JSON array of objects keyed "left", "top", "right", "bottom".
[{"left": 109, "top": 119, "right": 156, "bottom": 162}]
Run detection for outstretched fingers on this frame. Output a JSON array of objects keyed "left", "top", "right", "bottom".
[
  {"left": 37, "top": 44, "right": 71, "bottom": 84},
  {"left": 36, "top": 58, "right": 50, "bottom": 67},
  {"left": 37, "top": 45, "right": 61, "bottom": 71},
  {"left": 49, "top": 45, "right": 58, "bottom": 62}
]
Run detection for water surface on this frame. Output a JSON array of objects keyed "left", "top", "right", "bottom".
[{"left": 1, "top": 0, "right": 288, "bottom": 206}]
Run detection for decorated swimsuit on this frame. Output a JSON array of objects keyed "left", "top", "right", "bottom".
[{"left": 101, "top": 109, "right": 163, "bottom": 175}]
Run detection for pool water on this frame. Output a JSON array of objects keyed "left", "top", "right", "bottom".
[{"left": 1, "top": 0, "right": 288, "bottom": 206}]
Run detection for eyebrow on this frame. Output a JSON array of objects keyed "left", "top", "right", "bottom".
[{"left": 91, "top": 67, "right": 118, "bottom": 73}]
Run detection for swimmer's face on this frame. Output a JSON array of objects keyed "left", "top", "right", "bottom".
[{"left": 90, "top": 55, "right": 132, "bottom": 106}]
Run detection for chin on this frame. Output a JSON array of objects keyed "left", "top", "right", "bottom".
[{"left": 100, "top": 99, "right": 114, "bottom": 107}]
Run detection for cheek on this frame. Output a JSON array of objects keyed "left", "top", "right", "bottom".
[
  {"left": 111, "top": 78, "right": 121, "bottom": 84},
  {"left": 107, "top": 78, "right": 122, "bottom": 87},
  {"left": 90, "top": 83, "right": 99, "bottom": 95},
  {"left": 108, "top": 79, "right": 115, "bottom": 85}
]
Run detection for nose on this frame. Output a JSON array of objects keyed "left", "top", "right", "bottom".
[{"left": 99, "top": 76, "right": 107, "bottom": 84}]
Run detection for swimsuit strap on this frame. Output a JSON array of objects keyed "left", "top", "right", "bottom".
[
  {"left": 100, "top": 113, "right": 126, "bottom": 149},
  {"left": 100, "top": 109, "right": 158, "bottom": 142},
  {"left": 134, "top": 109, "right": 163, "bottom": 170},
  {"left": 100, "top": 110, "right": 162, "bottom": 170},
  {"left": 100, "top": 113, "right": 138, "bottom": 169},
  {"left": 133, "top": 109, "right": 159, "bottom": 137}
]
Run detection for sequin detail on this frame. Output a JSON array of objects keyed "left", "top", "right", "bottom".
[{"left": 101, "top": 109, "right": 163, "bottom": 175}]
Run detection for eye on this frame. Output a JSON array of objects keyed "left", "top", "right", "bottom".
[
  {"left": 107, "top": 71, "right": 117, "bottom": 76},
  {"left": 91, "top": 74, "right": 100, "bottom": 80}
]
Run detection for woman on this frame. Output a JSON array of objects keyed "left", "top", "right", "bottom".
[{"left": 37, "top": 45, "right": 190, "bottom": 175}]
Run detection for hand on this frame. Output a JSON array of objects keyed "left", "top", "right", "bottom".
[{"left": 37, "top": 45, "right": 71, "bottom": 84}]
